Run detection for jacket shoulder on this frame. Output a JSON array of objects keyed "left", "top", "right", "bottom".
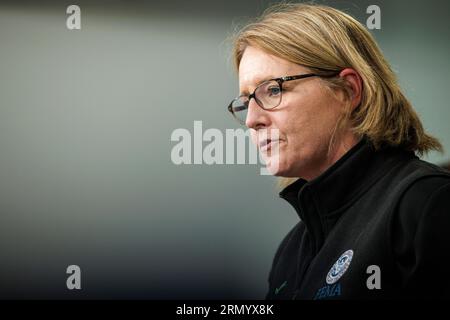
[{"left": 385, "top": 156, "right": 450, "bottom": 200}]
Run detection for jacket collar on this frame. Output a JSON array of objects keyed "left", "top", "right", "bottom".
[{"left": 279, "top": 137, "right": 415, "bottom": 252}]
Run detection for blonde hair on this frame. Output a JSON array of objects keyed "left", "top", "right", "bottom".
[{"left": 231, "top": 3, "right": 442, "bottom": 189}]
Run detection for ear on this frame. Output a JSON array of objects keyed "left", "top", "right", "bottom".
[{"left": 338, "top": 68, "right": 363, "bottom": 110}]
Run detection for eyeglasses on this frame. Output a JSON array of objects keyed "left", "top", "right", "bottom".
[{"left": 227, "top": 72, "right": 339, "bottom": 125}]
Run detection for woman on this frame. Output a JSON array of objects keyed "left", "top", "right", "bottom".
[{"left": 227, "top": 3, "right": 450, "bottom": 299}]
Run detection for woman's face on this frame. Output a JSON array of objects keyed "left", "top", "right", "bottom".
[{"left": 238, "top": 46, "right": 358, "bottom": 180}]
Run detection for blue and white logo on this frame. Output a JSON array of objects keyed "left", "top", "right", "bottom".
[{"left": 326, "top": 250, "right": 353, "bottom": 285}]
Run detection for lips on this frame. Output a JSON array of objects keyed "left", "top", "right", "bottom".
[
  {"left": 259, "top": 139, "right": 271, "bottom": 149},
  {"left": 259, "top": 139, "right": 280, "bottom": 152},
  {"left": 257, "top": 129, "right": 282, "bottom": 153}
]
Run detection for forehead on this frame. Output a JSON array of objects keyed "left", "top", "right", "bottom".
[{"left": 238, "top": 46, "right": 307, "bottom": 94}]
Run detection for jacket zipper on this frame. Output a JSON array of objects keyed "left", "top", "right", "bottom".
[{"left": 292, "top": 233, "right": 316, "bottom": 299}]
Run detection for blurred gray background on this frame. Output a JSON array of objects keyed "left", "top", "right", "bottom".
[{"left": 0, "top": 0, "right": 449, "bottom": 299}]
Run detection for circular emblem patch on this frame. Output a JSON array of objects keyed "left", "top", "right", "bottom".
[{"left": 326, "top": 250, "right": 353, "bottom": 285}]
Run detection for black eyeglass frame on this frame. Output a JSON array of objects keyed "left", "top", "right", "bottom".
[{"left": 227, "top": 72, "right": 340, "bottom": 125}]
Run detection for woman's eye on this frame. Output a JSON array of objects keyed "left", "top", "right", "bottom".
[{"left": 268, "top": 86, "right": 281, "bottom": 96}]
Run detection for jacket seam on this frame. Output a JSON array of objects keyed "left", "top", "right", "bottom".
[{"left": 385, "top": 174, "right": 450, "bottom": 278}]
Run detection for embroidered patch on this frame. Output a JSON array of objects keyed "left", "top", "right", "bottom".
[{"left": 326, "top": 250, "right": 353, "bottom": 285}]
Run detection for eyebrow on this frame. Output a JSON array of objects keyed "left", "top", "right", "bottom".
[{"left": 240, "top": 75, "right": 276, "bottom": 96}]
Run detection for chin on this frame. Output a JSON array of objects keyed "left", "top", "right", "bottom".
[
  {"left": 265, "top": 159, "right": 291, "bottom": 176},
  {"left": 263, "top": 149, "right": 291, "bottom": 176},
  {"left": 272, "top": 168, "right": 295, "bottom": 177}
]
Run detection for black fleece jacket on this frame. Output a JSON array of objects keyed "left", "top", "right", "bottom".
[{"left": 266, "top": 138, "right": 450, "bottom": 300}]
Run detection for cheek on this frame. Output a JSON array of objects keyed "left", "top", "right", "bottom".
[
  {"left": 279, "top": 89, "right": 341, "bottom": 148},
  {"left": 277, "top": 100, "right": 316, "bottom": 142}
]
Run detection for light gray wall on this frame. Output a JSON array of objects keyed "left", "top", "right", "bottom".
[{"left": 0, "top": 0, "right": 448, "bottom": 298}]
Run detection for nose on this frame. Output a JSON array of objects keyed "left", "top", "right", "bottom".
[{"left": 245, "top": 98, "right": 271, "bottom": 129}]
